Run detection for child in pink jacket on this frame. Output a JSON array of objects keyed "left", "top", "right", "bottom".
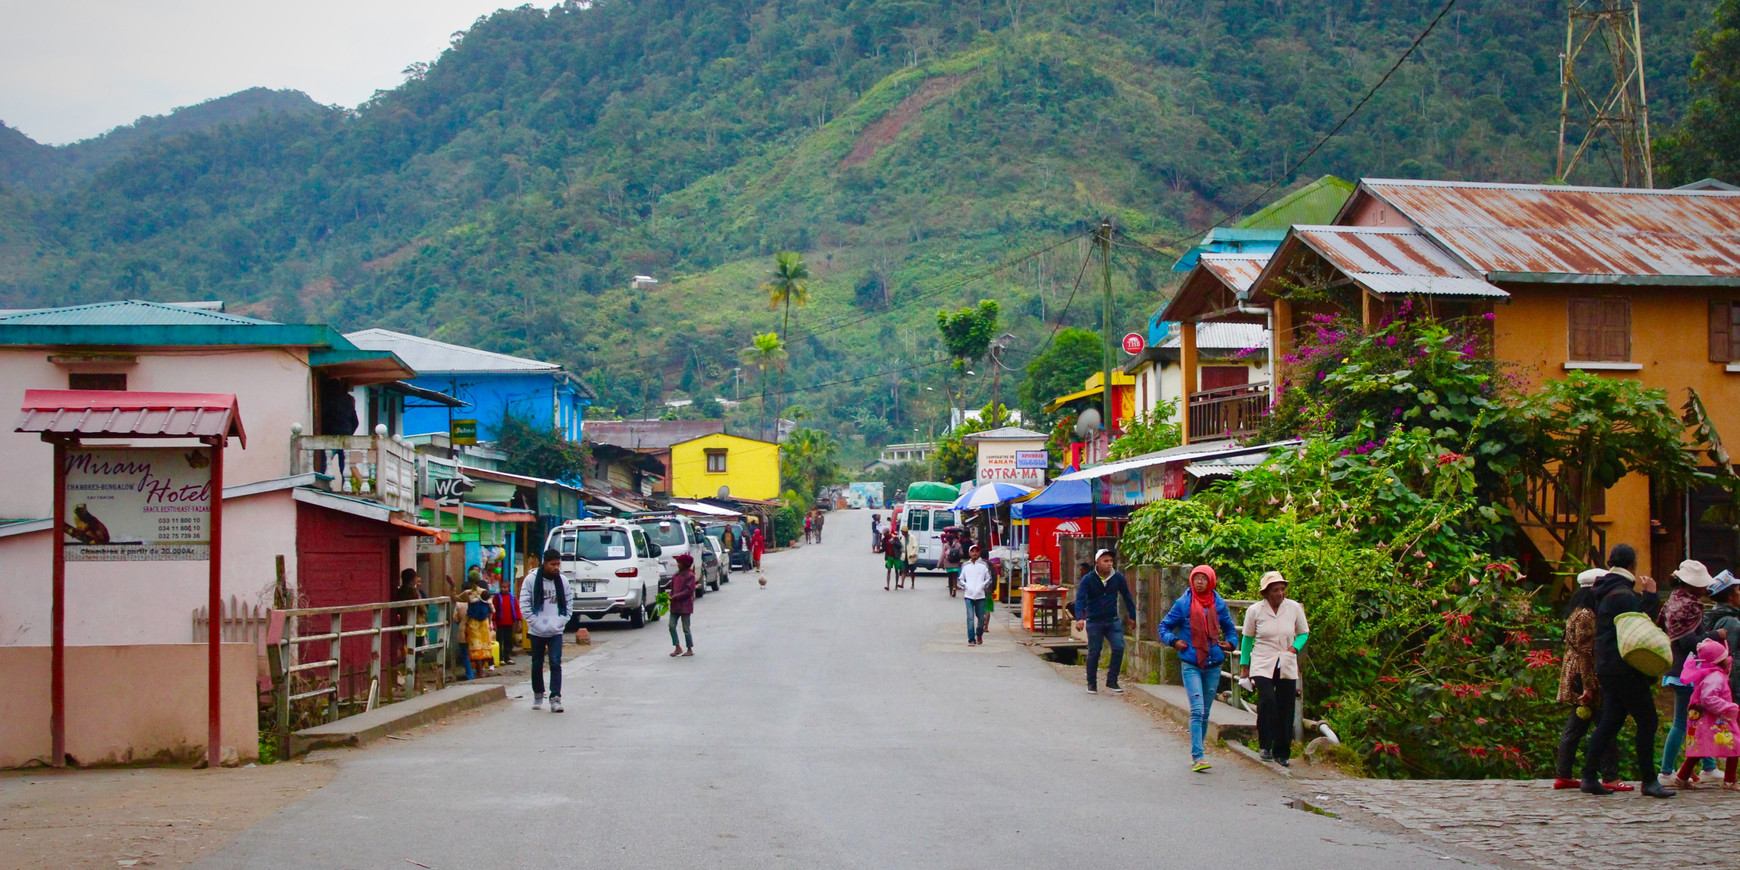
[{"left": 1673, "top": 637, "right": 1740, "bottom": 789}]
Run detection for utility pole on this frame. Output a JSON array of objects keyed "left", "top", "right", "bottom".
[
  {"left": 1556, "top": 0, "right": 1654, "bottom": 187},
  {"left": 1097, "top": 219, "right": 1115, "bottom": 445},
  {"left": 987, "top": 334, "right": 1014, "bottom": 429}
]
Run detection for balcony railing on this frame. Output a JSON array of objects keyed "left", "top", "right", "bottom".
[
  {"left": 1187, "top": 381, "right": 1271, "bottom": 442},
  {"left": 293, "top": 430, "right": 417, "bottom": 513}
]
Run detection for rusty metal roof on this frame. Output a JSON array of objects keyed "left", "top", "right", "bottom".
[
  {"left": 585, "top": 419, "right": 725, "bottom": 450},
  {"left": 1290, "top": 226, "right": 1509, "bottom": 297},
  {"left": 14, "top": 389, "right": 245, "bottom": 446},
  {"left": 1356, "top": 180, "right": 1740, "bottom": 281},
  {"left": 1198, "top": 254, "right": 1269, "bottom": 294}
]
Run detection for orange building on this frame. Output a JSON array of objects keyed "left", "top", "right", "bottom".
[{"left": 1164, "top": 179, "right": 1740, "bottom": 578}]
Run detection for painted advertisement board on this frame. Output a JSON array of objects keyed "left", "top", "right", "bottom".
[
  {"left": 62, "top": 446, "right": 213, "bottom": 561},
  {"left": 975, "top": 439, "right": 1047, "bottom": 488}
]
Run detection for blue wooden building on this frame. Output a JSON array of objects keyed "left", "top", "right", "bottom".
[{"left": 345, "top": 329, "right": 593, "bottom": 443}]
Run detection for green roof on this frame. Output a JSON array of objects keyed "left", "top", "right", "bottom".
[
  {"left": 1234, "top": 175, "right": 1356, "bottom": 231},
  {"left": 0, "top": 300, "right": 275, "bottom": 326}
]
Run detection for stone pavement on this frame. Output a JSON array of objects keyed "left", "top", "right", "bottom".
[{"left": 1300, "top": 778, "right": 1740, "bottom": 870}]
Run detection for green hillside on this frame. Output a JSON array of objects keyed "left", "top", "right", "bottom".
[{"left": 0, "top": 0, "right": 1724, "bottom": 455}]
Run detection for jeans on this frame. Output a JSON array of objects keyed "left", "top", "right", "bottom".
[
  {"left": 1181, "top": 661, "right": 1221, "bottom": 760},
  {"left": 1557, "top": 707, "right": 1619, "bottom": 780},
  {"left": 1084, "top": 620, "right": 1125, "bottom": 689},
  {"left": 1659, "top": 684, "right": 1718, "bottom": 776},
  {"left": 530, "top": 633, "right": 563, "bottom": 699},
  {"left": 965, "top": 597, "right": 987, "bottom": 642},
  {"left": 669, "top": 613, "right": 693, "bottom": 649},
  {"left": 1253, "top": 670, "right": 1297, "bottom": 762},
  {"left": 1584, "top": 670, "right": 1658, "bottom": 783}
]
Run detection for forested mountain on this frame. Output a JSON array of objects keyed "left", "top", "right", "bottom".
[
  {"left": 0, "top": 0, "right": 1726, "bottom": 453},
  {"left": 0, "top": 88, "right": 324, "bottom": 192}
]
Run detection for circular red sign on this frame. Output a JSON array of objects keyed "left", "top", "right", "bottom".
[{"left": 1121, "top": 332, "right": 1146, "bottom": 355}]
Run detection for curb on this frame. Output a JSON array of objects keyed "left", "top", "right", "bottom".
[{"left": 291, "top": 683, "right": 507, "bottom": 756}]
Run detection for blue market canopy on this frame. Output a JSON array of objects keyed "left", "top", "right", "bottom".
[
  {"left": 949, "top": 481, "right": 1035, "bottom": 511},
  {"left": 1012, "top": 479, "right": 1133, "bottom": 520}
]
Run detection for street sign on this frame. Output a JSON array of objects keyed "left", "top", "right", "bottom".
[
  {"left": 1121, "top": 332, "right": 1146, "bottom": 355},
  {"left": 62, "top": 446, "right": 213, "bottom": 561},
  {"left": 451, "top": 419, "right": 478, "bottom": 445}
]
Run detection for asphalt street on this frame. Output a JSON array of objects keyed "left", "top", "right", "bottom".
[{"left": 199, "top": 509, "right": 1486, "bottom": 869}]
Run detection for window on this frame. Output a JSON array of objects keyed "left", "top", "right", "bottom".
[
  {"left": 557, "top": 528, "right": 631, "bottom": 561},
  {"left": 908, "top": 510, "right": 930, "bottom": 532},
  {"left": 706, "top": 449, "right": 727, "bottom": 473},
  {"left": 1710, "top": 301, "right": 1740, "bottom": 362},
  {"left": 1569, "top": 297, "right": 1631, "bottom": 362},
  {"left": 68, "top": 372, "right": 126, "bottom": 391}
]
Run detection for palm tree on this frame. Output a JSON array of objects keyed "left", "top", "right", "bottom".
[
  {"left": 738, "top": 331, "right": 788, "bottom": 441},
  {"left": 762, "top": 251, "right": 811, "bottom": 336}
]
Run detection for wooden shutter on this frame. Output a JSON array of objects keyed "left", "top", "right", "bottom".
[
  {"left": 1713, "top": 301, "right": 1734, "bottom": 363},
  {"left": 1597, "top": 297, "right": 1630, "bottom": 362},
  {"left": 1569, "top": 297, "right": 1599, "bottom": 360}
]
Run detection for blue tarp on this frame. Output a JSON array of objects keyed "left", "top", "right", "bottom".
[{"left": 1011, "top": 479, "right": 1134, "bottom": 520}]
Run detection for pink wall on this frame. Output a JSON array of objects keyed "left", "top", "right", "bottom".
[
  {"left": 0, "top": 643, "right": 257, "bottom": 768},
  {"left": 0, "top": 488, "right": 298, "bottom": 646},
  {"left": 0, "top": 347, "right": 315, "bottom": 521}
]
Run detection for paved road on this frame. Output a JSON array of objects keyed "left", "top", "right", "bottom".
[{"left": 202, "top": 509, "right": 1483, "bottom": 869}]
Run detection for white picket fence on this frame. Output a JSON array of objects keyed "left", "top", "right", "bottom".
[{"left": 191, "top": 595, "right": 272, "bottom": 652}]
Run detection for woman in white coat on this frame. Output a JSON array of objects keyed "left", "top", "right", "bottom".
[{"left": 1238, "top": 571, "right": 1310, "bottom": 766}]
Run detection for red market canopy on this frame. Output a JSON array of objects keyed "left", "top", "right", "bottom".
[{"left": 15, "top": 389, "right": 246, "bottom": 446}]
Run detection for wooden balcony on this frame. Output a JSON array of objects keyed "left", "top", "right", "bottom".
[
  {"left": 1187, "top": 381, "right": 1271, "bottom": 442},
  {"left": 293, "top": 430, "right": 418, "bottom": 513}
]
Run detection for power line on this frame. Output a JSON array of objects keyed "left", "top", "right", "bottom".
[{"left": 1117, "top": 0, "right": 1461, "bottom": 260}]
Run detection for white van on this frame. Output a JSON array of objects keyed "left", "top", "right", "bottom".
[
  {"left": 544, "top": 518, "right": 661, "bottom": 629},
  {"left": 632, "top": 512, "right": 717, "bottom": 594},
  {"left": 902, "top": 501, "right": 959, "bottom": 571}
]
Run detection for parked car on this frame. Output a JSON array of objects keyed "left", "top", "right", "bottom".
[
  {"left": 699, "top": 521, "right": 748, "bottom": 573},
  {"left": 544, "top": 518, "right": 661, "bottom": 629},
  {"left": 632, "top": 512, "right": 704, "bottom": 598},
  {"left": 698, "top": 534, "right": 725, "bottom": 590}
]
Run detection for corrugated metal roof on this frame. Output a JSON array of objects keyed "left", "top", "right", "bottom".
[
  {"left": 1159, "top": 322, "right": 1269, "bottom": 350},
  {"left": 0, "top": 300, "right": 274, "bottom": 326},
  {"left": 1198, "top": 254, "right": 1269, "bottom": 294},
  {"left": 345, "top": 328, "right": 561, "bottom": 374},
  {"left": 1359, "top": 179, "right": 1740, "bottom": 279},
  {"left": 1291, "top": 226, "right": 1510, "bottom": 298},
  {"left": 586, "top": 420, "right": 726, "bottom": 450},
  {"left": 15, "top": 389, "right": 245, "bottom": 446}
]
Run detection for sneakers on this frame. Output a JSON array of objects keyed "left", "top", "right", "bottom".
[
  {"left": 1191, "top": 759, "right": 1212, "bottom": 773},
  {"left": 1261, "top": 749, "right": 1275, "bottom": 763},
  {"left": 1277, "top": 758, "right": 1291, "bottom": 768},
  {"left": 1105, "top": 685, "right": 1126, "bottom": 695},
  {"left": 1661, "top": 773, "right": 1692, "bottom": 789},
  {"left": 1086, "top": 686, "right": 1099, "bottom": 694},
  {"left": 549, "top": 696, "right": 564, "bottom": 713},
  {"left": 532, "top": 694, "right": 544, "bottom": 710}
]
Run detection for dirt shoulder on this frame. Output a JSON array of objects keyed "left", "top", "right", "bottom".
[{"left": 0, "top": 761, "right": 334, "bottom": 870}]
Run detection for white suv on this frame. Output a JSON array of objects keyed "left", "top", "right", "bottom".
[
  {"left": 545, "top": 518, "right": 661, "bottom": 629},
  {"left": 632, "top": 513, "right": 705, "bottom": 598}
]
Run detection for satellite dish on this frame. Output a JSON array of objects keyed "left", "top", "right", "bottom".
[
  {"left": 1074, "top": 408, "right": 1102, "bottom": 438},
  {"left": 717, "top": 484, "right": 731, "bottom": 499}
]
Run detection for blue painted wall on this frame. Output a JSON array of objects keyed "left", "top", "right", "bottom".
[{"left": 399, "top": 372, "right": 590, "bottom": 442}]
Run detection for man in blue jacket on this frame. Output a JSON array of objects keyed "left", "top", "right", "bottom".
[{"left": 1073, "top": 549, "right": 1136, "bottom": 695}]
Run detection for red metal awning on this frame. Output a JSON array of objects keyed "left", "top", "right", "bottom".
[{"left": 14, "top": 389, "right": 246, "bottom": 446}]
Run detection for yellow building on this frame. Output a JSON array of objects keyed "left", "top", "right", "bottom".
[{"left": 667, "top": 432, "right": 781, "bottom": 501}]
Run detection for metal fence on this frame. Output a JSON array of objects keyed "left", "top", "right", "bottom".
[{"left": 268, "top": 597, "right": 451, "bottom": 747}]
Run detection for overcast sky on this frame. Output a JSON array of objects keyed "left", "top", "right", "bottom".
[{"left": 0, "top": 0, "right": 517, "bottom": 144}]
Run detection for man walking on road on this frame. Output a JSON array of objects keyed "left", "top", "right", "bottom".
[
  {"left": 1582, "top": 543, "right": 1674, "bottom": 797},
  {"left": 518, "top": 548, "right": 571, "bottom": 713},
  {"left": 959, "top": 545, "right": 993, "bottom": 645},
  {"left": 1073, "top": 549, "right": 1136, "bottom": 695}
]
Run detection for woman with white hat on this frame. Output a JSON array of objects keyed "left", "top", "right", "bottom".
[
  {"left": 1238, "top": 571, "right": 1309, "bottom": 766},
  {"left": 1658, "top": 560, "right": 1720, "bottom": 787},
  {"left": 1554, "top": 568, "right": 1623, "bottom": 789}
]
